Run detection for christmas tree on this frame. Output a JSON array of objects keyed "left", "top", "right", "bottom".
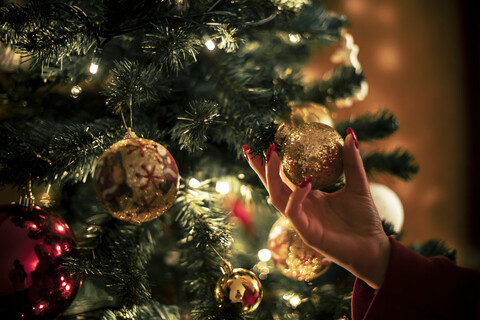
[{"left": 0, "top": 0, "right": 455, "bottom": 319}]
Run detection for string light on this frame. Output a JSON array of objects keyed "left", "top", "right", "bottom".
[
  {"left": 289, "top": 33, "right": 301, "bottom": 43},
  {"left": 188, "top": 178, "right": 201, "bottom": 188},
  {"left": 89, "top": 48, "right": 103, "bottom": 74},
  {"left": 289, "top": 295, "right": 301, "bottom": 308},
  {"left": 70, "top": 85, "right": 82, "bottom": 98},
  {"left": 258, "top": 249, "right": 271, "bottom": 262},
  {"left": 205, "top": 39, "right": 216, "bottom": 51},
  {"left": 216, "top": 181, "right": 230, "bottom": 194}
]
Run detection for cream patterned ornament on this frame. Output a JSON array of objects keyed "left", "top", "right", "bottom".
[{"left": 94, "top": 130, "right": 179, "bottom": 223}]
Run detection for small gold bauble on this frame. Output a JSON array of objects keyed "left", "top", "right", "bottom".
[
  {"left": 289, "top": 101, "right": 334, "bottom": 127},
  {"left": 268, "top": 217, "right": 330, "bottom": 281},
  {"left": 215, "top": 261, "right": 263, "bottom": 314},
  {"left": 94, "top": 132, "right": 179, "bottom": 223},
  {"left": 275, "top": 122, "right": 344, "bottom": 190}
]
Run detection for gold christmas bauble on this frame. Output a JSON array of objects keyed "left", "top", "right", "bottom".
[
  {"left": 268, "top": 217, "right": 330, "bottom": 281},
  {"left": 215, "top": 261, "right": 263, "bottom": 314},
  {"left": 275, "top": 122, "right": 344, "bottom": 190},
  {"left": 94, "top": 131, "right": 179, "bottom": 223},
  {"left": 289, "top": 101, "right": 333, "bottom": 127}
]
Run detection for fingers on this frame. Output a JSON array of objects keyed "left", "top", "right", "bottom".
[
  {"left": 243, "top": 145, "right": 267, "bottom": 188},
  {"left": 265, "top": 145, "right": 291, "bottom": 211},
  {"left": 343, "top": 128, "right": 370, "bottom": 195},
  {"left": 285, "top": 179, "right": 312, "bottom": 234}
]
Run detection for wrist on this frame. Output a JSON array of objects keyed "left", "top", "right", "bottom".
[{"left": 361, "top": 235, "right": 391, "bottom": 289}]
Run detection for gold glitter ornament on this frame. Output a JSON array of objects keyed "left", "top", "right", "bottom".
[
  {"left": 275, "top": 122, "right": 344, "bottom": 190},
  {"left": 268, "top": 217, "right": 330, "bottom": 281},
  {"left": 94, "top": 130, "right": 179, "bottom": 223},
  {"left": 215, "top": 261, "right": 263, "bottom": 314},
  {"left": 289, "top": 101, "right": 334, "bottom": 127}
]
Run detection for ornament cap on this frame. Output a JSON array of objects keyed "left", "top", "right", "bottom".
[
  {"left": 19, "top": 194, "right": 35, "bottom": 207},
  {"left": 123, "top": 128, "right": 138, "bottom": 139},
  {"left": 220, "top": 260, "right": 234, "bottom": 275},
  {"left": 19, "top": 179, "right": 35, "bottom": 207}
]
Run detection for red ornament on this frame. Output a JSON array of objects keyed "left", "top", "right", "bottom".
[
  {"left": 0, "top": 203, "right": 82, "bottom": 319},
  {"left": 224, "top": 196, "right": 254, "bottom": 235}
]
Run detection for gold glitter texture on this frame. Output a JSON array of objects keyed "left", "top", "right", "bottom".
[
  {"left": 268, "top": 217, "right": 330, "bottom": 281},
  {"left": 275, "top": 122, "right": 344, "bottom": 190},
  {"left": 94, "top": 136, "right": 179, "bottom": 223}
]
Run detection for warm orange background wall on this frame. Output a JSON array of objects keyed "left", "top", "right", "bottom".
[{"left": 305, "top": 0, "right": 480, "bottom": 267}]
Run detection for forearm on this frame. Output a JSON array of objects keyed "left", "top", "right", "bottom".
[{"left": 352, "top": 237, "right": 480, "bottom": 320}]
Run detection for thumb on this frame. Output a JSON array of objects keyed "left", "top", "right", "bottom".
[{"left": 343, "top": 128, "right": 370, "bottom": 195}]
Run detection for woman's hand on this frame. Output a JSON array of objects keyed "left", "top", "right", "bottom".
[{"left": 244, "top": 128, "right": 391, "bottom": 289}]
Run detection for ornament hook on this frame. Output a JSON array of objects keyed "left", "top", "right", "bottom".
[{"left": 19, "top": 178, "right": 35, "bottom": 207}]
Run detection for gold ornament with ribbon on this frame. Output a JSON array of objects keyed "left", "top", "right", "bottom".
[
  {"left": 215, "top": 260, "right": 263, "bottom": 314},
  {"left": 268, "top": 216, "right": 330, "bottom": 281}
]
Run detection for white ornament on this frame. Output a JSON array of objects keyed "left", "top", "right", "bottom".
[{"left": 369, "top": 182, "right": 404, "bottom": 232}]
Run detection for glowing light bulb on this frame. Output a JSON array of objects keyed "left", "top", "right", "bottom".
[
  {"left": 56, "top": 224, "right": 65, "bottom": 232},
  {"left": 89, "top": 64, "right": 99, "bottom": 74},
  {"left": 216, "top": 181, "right": 230, "bottom": 194},
  {"left": 188, "top": 178, "right": 201, "bottom": 188},
  {"left": 289, "top": 33, "right": 301, "bottom": 43},
  {"left": 258, "top": 249, "right": 271, "bottom": 262},
  {"left": 89, "top": 48, "right": 103, "bottom": 74},
  {"left": 70, "top": 85, "right": 82, "bottom": 98},
  {"left": 205, "top": 39, "right": 216, "bottom": 51},
  {"left": 289, "top": 295, "right": 301, "bottom": 308}
]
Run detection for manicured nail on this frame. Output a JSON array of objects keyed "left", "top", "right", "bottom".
[
  {"left": 299, "top": 176, "right": 313, "bottom": 188},
  {"left": 266, "top": 144, "right": 275, "bottom": 162},
  {"left": 242, "top": 145, "right": 250, "bottom": 161},
  {"left": 347, "top": 127, "right": 358, "bottom": 149}
]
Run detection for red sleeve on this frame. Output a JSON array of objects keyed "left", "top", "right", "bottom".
[{"left": 351, "top": 237, "right": 480, "bottom": 319}]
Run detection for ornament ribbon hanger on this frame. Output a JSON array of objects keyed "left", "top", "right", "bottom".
[
  {"left": 120, "top": 94, "right": 137, "bottom": 139},
  {"left": 210, "top": 243, "right": 234, "bottom": 274}
]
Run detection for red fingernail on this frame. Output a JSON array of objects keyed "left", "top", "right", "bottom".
[
  {"left": 299, "top": 176, "right": 313, "bottom": 188},
  {"left": 242, "top": 145, "right": 250, "bottom": 161},
  {"left": 347, "top": 127, "right": 358, "bottom": 149},
  {"left": 266, "top": 144, "right": 275, "bottom": 162}
]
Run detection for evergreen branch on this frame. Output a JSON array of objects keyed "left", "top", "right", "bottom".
[
  {"left": 0, "top": 1, "right": 96, "bottom": 64},
  {"left": 101, "top": 301, "right": 180, "bottom": 320},
  {"left": 335, "top": 110, "right": 399, "bottom": 142},
  {"left": 273, "top": 1, "right": 346, "bottom": 42},
  {"left": 175, "top": 183, "right": 239, "bottom": 319},
  {"left": 410, "top": 240, "right": 457, "bottom": 262},
  {"left": 170, "top": 100, "right": 220, "bottom": 152},
  {"left": 48, "top": 118, "right": 123, "bottom": 183},
  {"left": 304, "top": 66, "right": 365, "bottom": 105},
  {"left": 88, "top": 217, "right": 167, "bottom": 308},
  {"left": 143, "top": 24, "right": 202, "bottom": 74},
  {"left": 103, "top": 60, "right": 171, "bottom": 114},
  {"left": 362, "top": 149, "right": 419, "bottom": 181}
]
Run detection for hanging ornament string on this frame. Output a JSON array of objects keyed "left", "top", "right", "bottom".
[
  {"left": 119, "top": 94, "right": 134, "bottom": 134},
  {"left": 210, "top": 243, "right": 231, "bottom": 268}
]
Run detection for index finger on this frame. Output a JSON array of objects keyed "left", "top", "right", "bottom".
[{"left": 243, "top": 145, "right": 267, "bottom": 188}]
